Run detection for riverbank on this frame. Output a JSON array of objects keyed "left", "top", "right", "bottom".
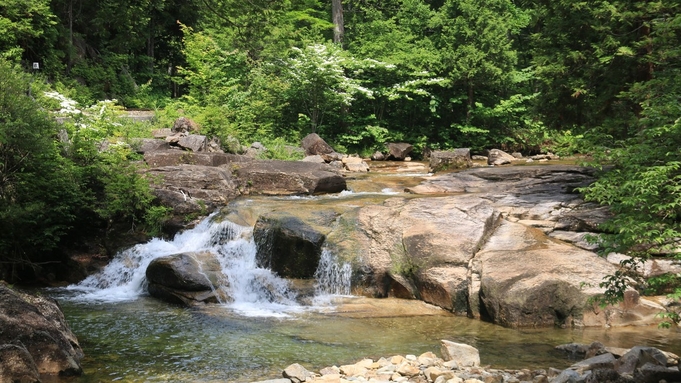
[{"left": 253, "top": 340, "right": 681, "bottom": 383}]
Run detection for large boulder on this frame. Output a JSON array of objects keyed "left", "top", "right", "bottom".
[
  {"left": 323, "top": 165, "right": 636, "bottom": 327},
  {"left": 146, "top": 251, "right": 228, "bottom": 305},
  {"left": 147, "top": 165, "right": 241, "bottom": 214},
  {"left": 234, "top": 160, "right": 346, "bottom": 195},
  {"left": 474, "top": 220, "right": 615, "bottom": 327},
  {"left": 254, "top": 213, "right": 326, "bottom": 279},
  {"left": 0, "top": 284, "right": 83, "bottom": 378},
  {"left": 301, "top": 133, "right": 343, "bottom": 162},
  {"left": 429, "top": 149, "right": 472, "bottom": 172},
  {"left": 386, "top": 142, "right": 413, "bottom": 161}
]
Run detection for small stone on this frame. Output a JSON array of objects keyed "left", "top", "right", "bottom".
[
  {"left": 320, "top": 366, "right": 341, "bottom": 376},
  {"left": 441, "top": 340, "right": 480, "bottom": 367},
  {"left": 532, "top": 375, "right": 548, "bottom": 383},
  {"left": 396, "top": 362, "right": 420, "bottom": 377},
  {"left": 443, "top": 360, "right": 459, "bottom": 370},
  {"left": 355, "top": 359, "right": 374, "bottom": 369},
  {"left": 391, "top": 355, "right": 406, "bottom": 365},
  {"left": 283, "top": 363, "right": 313, "bottom": 383},
  {"left": 340, "top": 364, "right": 368, "bottom": 377}
]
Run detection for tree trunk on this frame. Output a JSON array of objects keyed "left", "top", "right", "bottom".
[{"left": 332, "top": 0, "right": 345, "bottom": 47}]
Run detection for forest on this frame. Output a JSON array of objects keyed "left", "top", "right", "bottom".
[{"left": 0, "top": 0, "right": 680, "bottom": 313}]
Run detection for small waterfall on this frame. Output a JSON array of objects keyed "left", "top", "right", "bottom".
[
  {"left": 313, "top": 249, "right": 352, "bottom": 296},
  {"left": 66, "top": 212, "right": 354, "bottom": 316},
  {"left": 67, "top": 214, "right": 299, "bottom": 316}
]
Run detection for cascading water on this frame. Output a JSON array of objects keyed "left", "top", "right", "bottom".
[
  {"left": 66, "top": 213, "right": 352, "bottom": 317},
  {"left": 314, "top": 249, "right": 352, "bottom": 296}
]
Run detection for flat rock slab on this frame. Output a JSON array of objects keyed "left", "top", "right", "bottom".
[{"left": 235, "top": 160, "right": 346, "bottom": 195}]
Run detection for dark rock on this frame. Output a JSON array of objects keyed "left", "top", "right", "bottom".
[
  {"left": 254, "top": 213, "right": 326, "bottom": 279},
  {"left": 429, "top": 149, "right": 473, "bottom": 172},
  {"left": 146, "top": 251, "right": 223, "bottom": 291},
  {"left": 633, "top": 363, "right": 681, "bottom": 383},
  {"left": 614, "top": 346, "right": 668, "bottom": 375},
  {"left": 0, "top": 285, "right": 83, "bottom": 377},
  {"left": 386, "top": 142, "right": 413, "bottom": 161},
  {"left": 146, "top": 251, "right": 228, "bottom": 306},
  {"left": 571, "top": 353, "right": 616, "bottom": 374},
  {"left": 301, "top": 133, "right": 342, "bottom": 162}
]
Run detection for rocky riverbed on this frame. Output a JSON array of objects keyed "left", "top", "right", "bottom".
[{"left": 254, "top": 340, "right": 681, "bottom": 383}]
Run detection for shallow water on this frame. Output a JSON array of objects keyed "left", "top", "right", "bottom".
[{"left": 51, "top": 294, "right": 681, "bottom": 383}]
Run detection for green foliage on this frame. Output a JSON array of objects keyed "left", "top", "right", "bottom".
[
  {"left": 0, "top": 60, "right": 81, "bottom": 275},
  {"left": 581, "top": 4, "right": 681, "bottom": 313}
]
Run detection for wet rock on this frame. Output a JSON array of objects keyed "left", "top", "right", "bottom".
[
  {"left": 416, "top": 266, "right": 469, "bottom": 314},
  {"left": 429, "top": 149, "right": 473, "bottom": 172},
  {"left": 146, "top": 251, "right": 228, "bottom": 305},
  {"left": 254, "top": 213, "right": 326, "bottom": 279},
  {"left": 0, "top": 284, "right": 83, "bottom": 378},
  {"left": 387, "top": 142, "right": 413, "bottom": 161},
  {"left": 372, "top": 151, "right": 386, "bottom": 161}
]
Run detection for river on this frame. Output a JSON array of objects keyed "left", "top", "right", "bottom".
[{"left": 47, "top": 161, "right": 681, "bottom": 382}]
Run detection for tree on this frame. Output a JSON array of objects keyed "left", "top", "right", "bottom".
[
  {"left": 0, "top": 60, "right": 82, "bottom": 279},
  {"left": 332, "top": 0, "right": 344, "bottom": 45},
  {"left": 581, "top": 1, "right": 681, "bottom": 317}
]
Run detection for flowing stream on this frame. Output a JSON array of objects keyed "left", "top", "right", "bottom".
[{"left": 49, "top": 162, "right": 681, "bottom": 383}]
